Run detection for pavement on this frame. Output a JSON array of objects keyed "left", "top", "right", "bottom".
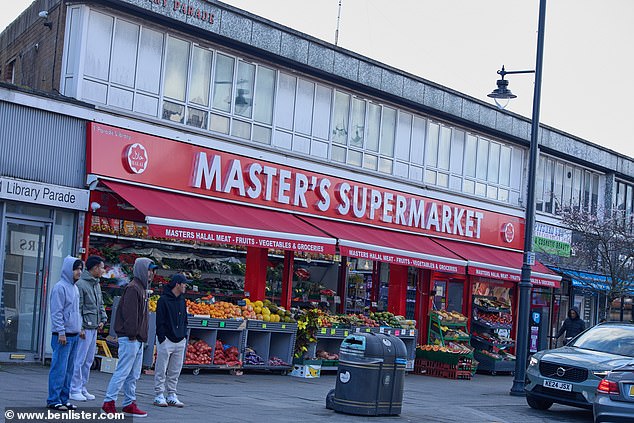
[{"left": 0, "top": 364, "right": 594, "bottom": 423}]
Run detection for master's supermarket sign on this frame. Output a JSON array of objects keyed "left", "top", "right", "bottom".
[{"left": 87, "top": 123, "right": 524, "bottom": 249}]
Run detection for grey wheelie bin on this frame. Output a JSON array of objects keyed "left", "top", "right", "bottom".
[{"left": 326, "top": 332, "right": 407, "bottom": 416}]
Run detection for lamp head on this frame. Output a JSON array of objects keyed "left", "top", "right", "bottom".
[{"left": 488, "top": 77, "right": 517, "bottom": 110}]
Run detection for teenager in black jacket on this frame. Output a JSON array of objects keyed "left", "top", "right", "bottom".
[{"left": 153, "top": 273, "right": 189, "bottom": 408}]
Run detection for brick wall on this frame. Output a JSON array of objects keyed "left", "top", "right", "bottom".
[{"left": 0, "top": 0, "right": 65, "bottom": 92}]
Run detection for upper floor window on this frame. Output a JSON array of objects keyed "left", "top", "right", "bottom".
[
  {"left": 64, "top": 6, "right": 528, "bottom": 207},
  {"left": 616, "top": 181, "right": 634, "bottom": 228},
  {"left": 536, "top": 155, "right": 600, "bottom": 215},
  {"left": 4, "top": 59, "right": 16, "bottom": 83}
]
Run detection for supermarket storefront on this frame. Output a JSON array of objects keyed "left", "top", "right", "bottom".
[{"left": 85, "top": 122, "right": 560, "bottom": 344}]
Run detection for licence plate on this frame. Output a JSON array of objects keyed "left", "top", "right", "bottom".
[{"left": 543, "top": 379, "right": 573, "bottom": 391}]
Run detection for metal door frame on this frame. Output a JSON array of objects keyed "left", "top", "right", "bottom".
[{"left": 0, "top": 213, "right": 52, "bottom": 362}]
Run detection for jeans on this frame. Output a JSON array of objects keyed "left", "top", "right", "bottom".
[
  {"left": 104, "top": 337, "right": 143, "bottom": 406},
  {"left": 47, "top": 334, "right": 79, "bottom": 406},
  {"left": 154, "top": 338, "right": 186, "bottom": 396},
  {"left": 71, "top": 329, "right": 97, "bottom": 394}
]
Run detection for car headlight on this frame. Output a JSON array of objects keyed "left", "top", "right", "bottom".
[
  {"left": 529, "top": 356, "right": 539, "bottom": 367},
  {"left": 593, "top": 370, "right": 610, "bottom": 378}
]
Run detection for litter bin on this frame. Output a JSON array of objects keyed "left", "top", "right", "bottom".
[{"left": 326, "top": 332, "right": 407, "bottom": 416}]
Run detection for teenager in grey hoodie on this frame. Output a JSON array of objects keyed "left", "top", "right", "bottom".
[{"left": 47, "top": 255, "right": 83, "bottom": 411}]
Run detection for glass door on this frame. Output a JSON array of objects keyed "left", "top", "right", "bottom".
[{"left": 1, "top": 220, "right": 49, "bottom": 356}]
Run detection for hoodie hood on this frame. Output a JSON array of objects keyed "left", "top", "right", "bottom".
[
  {"left": 568, "top": 307, "right": 581, "bottom": 319},
  {"left": 60, "top": 255, "right": 78, "bottom": 284},
  {"left": 133, "top": 257, "right": 154, "bottom": 288}
]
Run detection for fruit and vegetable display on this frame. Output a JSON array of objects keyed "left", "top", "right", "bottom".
[
  {"left": 184, "top": 298, "right": 296, "bottom": 323},
  {"left": 148, "top": 295, "right": 159, "bottom": 312},
  {"left": 473, "top": 297, "right": 510, "bottom": 311},
  {"left": 472, "top": 331, "right": 514, "bottom": 346},
  {"left": 244, "top": 348, "right": 265, "bottom": 366},
  {"left": 417, "top": 344, "right": 471, "bottom": 355},
  {"left": 316, "top": 312, "right": 378, "bottom": 328},
  {"left": 186, "top": 299, "right": 247, "bottom": 319},
  {"left": 431, "top": 310, "right": 468, "bottom": 323},
  {"left": 316, "top": 349, "right": 340, "bottom": 361},
  {"left": 443, "top": 328, "right": 470, "bottom": 339},
  {"left": 212, "top": 340, "right": 241, "bottom": 367},
  {"left": 473, "top": 310, "right": 512, "bottom": 326},
  {"left": 184, "top": 339, "right": 212, "bottom": 365},
  {"left": 476, "top": 349, "right": 516, "bottom": 361},
  {"left": 268, "top": 357, "right": 289, "bottom": 367}
]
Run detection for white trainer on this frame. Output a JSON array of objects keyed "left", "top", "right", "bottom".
[
  {"left": 153, "top": 395, "right": 168, "bottom": 407},
  {"left": 69, "top": 392, "right": 87, "bottom": 402},
  {"left": 81, "top": 390, "right": 96, "bottom": 400},
  {"left": 166, "top": 395, "right": 184, "bottom": 408}
]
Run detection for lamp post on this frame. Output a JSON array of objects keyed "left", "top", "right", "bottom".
[{"left": 487, "top": 0, "right": 547, "bottom": 396}]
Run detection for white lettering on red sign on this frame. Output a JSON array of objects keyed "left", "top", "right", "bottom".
[{"left": 190, "top": 152, "right": 486, "bottom": 239}]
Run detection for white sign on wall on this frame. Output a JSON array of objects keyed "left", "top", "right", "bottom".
[{"left": 0, "top": 177, "right": 89, "bottom": 211}]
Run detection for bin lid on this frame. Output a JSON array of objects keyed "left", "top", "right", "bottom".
[{"left": 339, "top": 332, "right": 407, "bottom": 361}]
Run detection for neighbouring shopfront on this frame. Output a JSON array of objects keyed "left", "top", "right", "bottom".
[
  {"left": 0, "top": 177, "right": 89, "bottom": 362},
  {"left": 0, "top": 97, "right": 89, "bottom": 363}
]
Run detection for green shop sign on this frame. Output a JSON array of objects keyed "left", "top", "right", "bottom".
[
  {"left": 534, "top": 236, "right": 571, "bottom": 257},
  {"left": 533, "top": 223, "right": 572, "bottom": 257}
]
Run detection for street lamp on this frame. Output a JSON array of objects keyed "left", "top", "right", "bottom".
[{"left": 488, "top": 0, "right": 547, "bottom": 396}]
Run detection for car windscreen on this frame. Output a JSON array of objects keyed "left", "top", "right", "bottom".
[{"left": 571, "top": 325, "right": 634, "bottom": 357}]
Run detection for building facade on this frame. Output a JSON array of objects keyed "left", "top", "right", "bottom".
[{"left": 1, "top": 0, "right": 633, "bottom": 363}]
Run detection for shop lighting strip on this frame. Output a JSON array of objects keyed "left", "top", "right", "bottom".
[{"left": 146, "top": 216, "right": 337, "bottom": 246}]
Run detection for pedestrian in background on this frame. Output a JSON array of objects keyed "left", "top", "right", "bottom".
[
  {"left": 70, "top": 255, "right": 107, "bottom": 401},
  {"left": 47, "top": 256, "right": 83, "bottom": 411},
  {"left": 556, "top": 307, "right": 586, "bottom": 342},
  {"left": 102, "top": 257, "right": 157, "bottom": 417},
  {"left": 153, "top": 273, "right": 189, "bottom": 408}
]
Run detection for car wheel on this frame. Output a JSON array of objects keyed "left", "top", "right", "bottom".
[{"left": 526, "top": 394, "right": 553, "bottom": 410}]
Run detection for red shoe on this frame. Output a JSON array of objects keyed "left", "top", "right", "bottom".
[
  {"left": 122, "top": 401, "right": 147, "bottom": 418},
  {"left": 101, "top": 400, "right": 117, "bottom": 414}
]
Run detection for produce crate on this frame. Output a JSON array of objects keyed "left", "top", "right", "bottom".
[
  {"left": 473, "top": 351, "right": 515, "bottom": 374},
  {"left": 188, "top": 317, "right": 246, "bottom": 330},
  {"left": 316, "top": 327, "right": 351, "bottom": 338},
  {"left": 416, "top": 349, "right": 473, "bottom": 365},
  {"left": 413, "top": 358, "right": 472, "bottom": 380},
  {"left": 289, "top": 360, "right": 322, "bottom": 378},
  {"left": 246, "top": 320, "right": 297, "bottom": 333}
]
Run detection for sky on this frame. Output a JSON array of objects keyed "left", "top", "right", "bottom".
[{"left": 2, "top": 0, "right": 633, "bottom": 158}]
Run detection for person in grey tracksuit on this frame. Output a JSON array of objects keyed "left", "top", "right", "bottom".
[
  {"left": 47, "top": 256, "right": 83, "bottom": 411},
  {"left": 70, "top": 255, "right": 107, "bottom": 401}
]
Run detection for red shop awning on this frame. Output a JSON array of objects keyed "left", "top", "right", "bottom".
[
  {"left": 101, "top": 181, "right": 336, "bottom": 255},
  {"left": 433, "top": 239, "right": 562, "bottom": 288},
  {"left": 298, "top": 216, "right": 466, "bottom": 274}
]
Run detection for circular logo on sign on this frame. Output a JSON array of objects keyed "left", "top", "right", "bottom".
[
  {"left": 122, "top": 143, "right": 148, "bottom": 174},
  {"left": 339, "top": 371, "right": 351, "bottom": 384},
  {"left": 501, "top": 222, "right": 515, "bottom": 243}
]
